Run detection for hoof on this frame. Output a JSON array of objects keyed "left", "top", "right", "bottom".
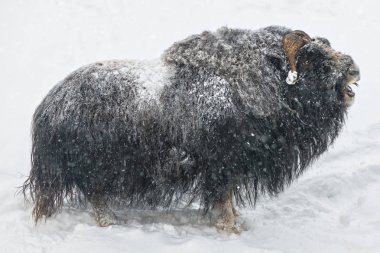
[
  {"left": 94, "top": 208, "right": 125, "bottom": 227},
  {"left": 215, "top": 218, "right": 247, "bottom": 235},
  {"left": 232, "top": 207, "right": 240, "bottom": 217}
]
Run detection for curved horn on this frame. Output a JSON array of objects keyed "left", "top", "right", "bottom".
[{"left": 282, "top": 30, "right": 312, "bottom": 84}]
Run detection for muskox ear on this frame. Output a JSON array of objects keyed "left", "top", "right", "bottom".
[{"left": 283, "top": 30, "right": 312, "bottom": 85}]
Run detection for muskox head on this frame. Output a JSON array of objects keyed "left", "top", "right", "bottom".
[{"left": 283, "top": 30, "right": 360, "bottom": 108}]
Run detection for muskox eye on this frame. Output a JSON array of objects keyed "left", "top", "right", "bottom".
[{"left": 301, "top": 60, "right": 312, "bottom": 70}]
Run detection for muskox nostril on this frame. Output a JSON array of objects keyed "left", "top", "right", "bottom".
[{"left": 349, "top": 68, "right": 360, "bottom": 77}]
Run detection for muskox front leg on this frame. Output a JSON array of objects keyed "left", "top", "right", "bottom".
[
  {"left": 214, "top": 191, "right": 244, "bottom": 234},
  {"left": 88, "top": 195, "right": 121, "bottom": 227}
]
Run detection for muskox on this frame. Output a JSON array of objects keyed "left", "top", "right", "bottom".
[{"left": 23, "top": 26, "right": 360, "bottom": 233}]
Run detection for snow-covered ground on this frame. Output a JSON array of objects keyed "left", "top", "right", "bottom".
[{"left": 0, "top": 0, "right": 379, "bottom": 252}]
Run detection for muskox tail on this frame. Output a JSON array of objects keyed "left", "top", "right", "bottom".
[{"left": 22, "top": 116, "right": 78, "bottom": 223}]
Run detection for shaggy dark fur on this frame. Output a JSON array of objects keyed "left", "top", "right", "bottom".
[{"left": 23, "top": 26, "right": 359, "bottom": 223}]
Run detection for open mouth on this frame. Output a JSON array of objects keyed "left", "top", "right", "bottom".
[
  {"left": 344, "top": 65, "right": 360, "bottom": 99},
  {"left": 345, "top": 81, "right": 358, "bottom": 97},
  {"left": 344, "top": 72, "right": 360, "bottom": 98},
  {"left": 343, "top": 74, "right": 359, "bottom": 107}
]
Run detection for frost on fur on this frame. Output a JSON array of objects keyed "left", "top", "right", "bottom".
[{"left": 23, "top": 26, "right": 359, "bottom": 229}]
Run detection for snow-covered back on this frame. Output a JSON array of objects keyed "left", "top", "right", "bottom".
[
  {"left": 126, "top": 59, "right": 169, "bottom": 100},
  {"left": 0, "top": 0, "right": 379, "bottom": 252}
]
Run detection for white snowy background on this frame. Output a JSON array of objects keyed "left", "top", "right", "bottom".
[{"left": 0, "top": 0, "right": 379, "bottom": 252}]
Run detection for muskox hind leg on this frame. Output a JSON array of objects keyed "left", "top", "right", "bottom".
[
  {"left": 87, "top": 194, "right": 122, "bottom": 227},
  {"left": 214, "top": 191, "right": 245, "bottom": 234}
]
